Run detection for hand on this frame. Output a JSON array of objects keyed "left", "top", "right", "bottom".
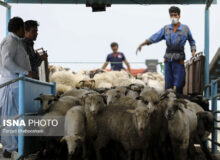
[
  {"left": 41, "top": 53, "right": 48, "bottom": 61},
  {"left": 136, "top": 45, "right": 142, "bottom": 55},
  {"left": 192, "top": 51, "right": 196, "bottom": 57},
  {"left": 27, "top": 71, "right": 37, "bottom": 78}
]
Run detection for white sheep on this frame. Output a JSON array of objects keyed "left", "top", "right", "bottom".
[
  {"left": 61, "top": 106, "right": 86, "bottom": 158},
  {"left": 35, "top": 94, "right": 80, "bottom": 114},
  {"left": 56, "top": 83, "right": 72, "bottom": 96},
  {"left": 50, "top": 71, "right": 76, "bottom": 89}
]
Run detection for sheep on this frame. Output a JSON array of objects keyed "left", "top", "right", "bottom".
[
  {"left": 82, "top": 93, "right": 107, "bottom": 115},
  {"left": 140, "top": 72, "right": 165, "bottom": 93},
  {"left": 34, "top": 94, "right": 59, "bottom": 112},
  {"left": 93, "top": 105, "right": 155, "bottom": 160},
  {"left": 127, "top": 83, "right": 145, "bottom": 93},
  {"left": 89, "top": 69, "right": 106, "bottom": 78},
  {"left": 195, "top": 111, "right": 214, "bottom": 160},
  {"left": 48, "top": 65, "right": 65, "bottom": 77},
  {"left": 56, "top": 83, "right": 72, "bottom": 96},
  {"left": 105, "top": 87, "right": 128, "bottom": 105},
  {"left": 96, "top": 81, "right": 113, "bottom": 88},
  {"left": 61, "top": 88, "right": 95, "bottom": 98},
  {"left": 72, "top": 71, "right": 91, "bottom": 88},
  {"left": 35, "top": 94, "right": 80, "bottom": 114},
  {"left": 137, "top": 86, "right": 160, "bottom": 108},
  {"left": 61, "top": 106, "right": 86, "bottom": 159},
  {"left": 164, "top": 94, "right": 212, "bottom": 160},
  {"left": 165, "top": 99, "right": 198, "bottom": 160},
  {"left": 111, "top": 96, "right": 137, "bottom": 106},
  {"left": 50, "top": 70, "right": 76, "bottom": 89},
  {"left": 78, "top": 79, "right": 96, "bottom": 89},
  {"left": 93, "top": 70, "right": 133, "bottom": 88}
]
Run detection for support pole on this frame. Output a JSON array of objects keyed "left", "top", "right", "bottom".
[
  {"left": 211, "top": 80, "right": 218, "bottom": 154},
  {"left": 18, "top": 74, "right": 25, "bottom": 158},
  {"left": 0, "top": 1, "right": 11, "bottom": 35},
  {"left": 6, "top": 7, "right": 11, "bottom": 35},
  {"left": 204, "top": 7, "right": 210, "bottom": 99}
]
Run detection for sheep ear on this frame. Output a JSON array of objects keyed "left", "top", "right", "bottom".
[
  {"left": 54, "top": 95, "right": 60, "bottom": 101},
  {"left": 196, "top": 111, "right": 205, "bottom": 117},
  {"left": 34, "top": 97, "right": 42, "bottom": 101},
  {"left": 126, "top": 109, "right": 135, "bottom": 114},
  {"left": 125, "top": 89, "right": 129, "bottom": 96},
  {"left": 60, "top": 137, "right": 66, "bottom": 143},
  {"left": 100, "top": 94, "right": 107, "bottom": 105},
  {"left": 173, "top": 104, "right": 179, "bottom": 111},
  {"left": 136, "top": 96, "right": 142, "bottom": 100},
  {"left": 81, "top": 96, "right": 85, "bottom": 105}
]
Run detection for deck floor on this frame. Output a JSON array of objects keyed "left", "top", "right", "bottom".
[{"left": 0, "top": 146, "right": 219, "bottom": 160}]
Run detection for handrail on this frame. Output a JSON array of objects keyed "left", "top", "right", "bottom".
[
  {"left": 0, "top": 77, "right": 24, "bottom": 89},
  {"left": 213, "top": 77, "right": 220, "bottom": 84},
  {"left": 209, "top": 79, "right": 219, "bottom": 154},
  {"left": 0, "top": 1, "right": 11, "bottom": 8},
  {"left": 0, "top": 76, "right": 55, "bottom": 89},
  {"left": 24, "top": 76, "right": 54, "bottom": 86}
]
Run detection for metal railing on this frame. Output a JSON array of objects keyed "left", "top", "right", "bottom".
[{"left": 206, "top": 77, "right": 220, "bottom": 154}]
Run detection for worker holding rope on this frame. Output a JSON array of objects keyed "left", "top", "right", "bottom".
[
  {"left": 0, "top": 17, "right": 32, "bottom": 158},
  {"left": 136, "top": 6, "right": 196, "bottom": 94}
]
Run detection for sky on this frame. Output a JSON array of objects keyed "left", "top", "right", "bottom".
[{"left": 0, "top": 1, "right": 220, "bottom": 71}]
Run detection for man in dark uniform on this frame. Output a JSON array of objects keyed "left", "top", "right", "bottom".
[
  {"left": 23, "top": 20, "right": 48, "bottom": 80},
  {"left": 102, "top": 42, "right": 131, "bottom": 73}
]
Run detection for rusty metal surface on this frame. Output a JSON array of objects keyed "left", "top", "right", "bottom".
[{"left": 184, "top": 53, "right": 206, "bottom": 95}]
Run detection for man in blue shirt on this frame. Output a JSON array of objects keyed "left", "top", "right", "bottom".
[
  {"left": 136, "top": 6, "right": 196, "bottom": 94},
  {"left": 102, "top": 42, "right": 131, "bottom": 73}
]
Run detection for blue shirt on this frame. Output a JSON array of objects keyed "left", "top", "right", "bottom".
[
  {"left": 147, "top": 24, "right": 196, "bottom": 61},
  {"left": 106, "top": 52, "right": 126, "bottom": 71}
]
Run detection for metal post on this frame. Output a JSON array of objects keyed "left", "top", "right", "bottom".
[
  {"left": 18, "top": 74, "right": 25, "bottom": 158},
  {"left": 204, "top": 7, "right": 210, "bottom": 99},
  {"left": 0, "top": 1, "right": 12, "bottom": 35},
  {"left": 6, "top": 7, "right": 11, "bottom": 35},
  {"left": 211, "top": 80, "right": 218, "bottom": 154}
]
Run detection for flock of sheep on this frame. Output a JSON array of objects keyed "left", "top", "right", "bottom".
[
  {"left": 48, "top": 65, "right": 165, "bottom": 95},
  {"left": 32, "top": 65, "right": 216, "bottom": 160}
]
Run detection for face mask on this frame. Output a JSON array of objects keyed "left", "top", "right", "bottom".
[{"left": 171, "top": 17, "right": 179, "bottom": 24}]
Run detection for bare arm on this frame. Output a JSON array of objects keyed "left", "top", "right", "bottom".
[
  {"left": 124, "top": 60, "right": 131, "bottom": 73},
  {"left": 102, "top": 62, "right": 108, "bottom": 70},
  {"left": 136, "top": 41, "right": 149, "bottom": 55}
]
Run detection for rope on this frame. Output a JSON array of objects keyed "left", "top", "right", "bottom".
[{"left": 0, "top": 77, "right": 24, "bottom": 89}]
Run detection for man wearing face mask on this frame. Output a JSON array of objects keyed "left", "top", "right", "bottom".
[{"left": 136, "top": 6, "right": 196, "bottom": 94}]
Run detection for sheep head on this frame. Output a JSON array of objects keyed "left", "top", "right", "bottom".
[
  {"left": 60, "top": 135, "right": 84, "bottom": 155},
  {"left": 82, "top": 94, "right": 107, "bottom": 114},
  {"left": 106, "top": 87, "right": 128, "bottom": 105},
  {"left": 137, "top": 87, "right": 160, "bottom": 108},
  {"left": 127, "top": 106, "right": 154, "bottom": 136},
  {"left": 196, "top": 111, "right": 214, "bottom": 141},
  {"left": 165, "top": 100, "right": 184, "bottom": 120},
  {"left": 34, "top": 94, "right": 59, "bottom": 112}
]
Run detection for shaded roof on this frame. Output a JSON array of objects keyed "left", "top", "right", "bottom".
[
  {"left": 210, "top": 47, "right": 220, "bottom": 93},
  {"left": 5, "top": 0, "right": 217, "bottom": 4}
]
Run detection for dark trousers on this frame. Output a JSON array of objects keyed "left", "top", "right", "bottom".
[{"left": 165, "top": 61, "right": 185, "bottom": 94}]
